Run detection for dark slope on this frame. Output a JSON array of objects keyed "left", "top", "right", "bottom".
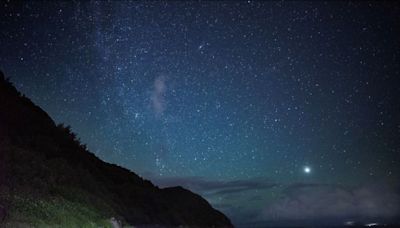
[{"left": 0, "top": 71, "right": 232, "bottom": 227}]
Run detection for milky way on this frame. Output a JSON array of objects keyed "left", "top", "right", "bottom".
[{"left": 1, "top": 1, "right": 400, "bottom": 226}]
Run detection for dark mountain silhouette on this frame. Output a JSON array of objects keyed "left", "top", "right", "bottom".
[{"left": 0, "top": 71, "right": 233, "bottom": 227}]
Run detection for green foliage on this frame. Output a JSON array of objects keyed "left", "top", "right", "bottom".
[{"left": 3, "top": 194, "right": 112, "bottom": 228}]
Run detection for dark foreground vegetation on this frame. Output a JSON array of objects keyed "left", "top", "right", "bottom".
[{"left": 0, "top": 71, "right": 232, "bottom": 227}]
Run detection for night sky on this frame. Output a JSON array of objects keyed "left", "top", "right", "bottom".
[{"left": 1, "top": 1, "right": 400, "bottom": 226}]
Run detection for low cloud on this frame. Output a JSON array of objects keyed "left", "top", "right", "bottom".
[
  {"left": 262, "top": 183, "right": 400, "bottom": 221},
  {"left": 149, "top": 175, "right": 276, "bottom": 196},
  {"left": 147, "top": 174, "right": 400, "bottom": 225}
]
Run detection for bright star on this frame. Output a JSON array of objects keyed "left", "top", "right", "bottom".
[{"left": 303, "top": 166, "right": 311, "bottom": 174}]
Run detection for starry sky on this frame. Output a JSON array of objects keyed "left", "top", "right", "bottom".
[{"left": 1, "top": 1, "right": 400, "bottom": 226}]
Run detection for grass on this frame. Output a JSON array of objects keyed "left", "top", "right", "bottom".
[{"left": 2, "top": 194, "right": 113, "bottom": 228}]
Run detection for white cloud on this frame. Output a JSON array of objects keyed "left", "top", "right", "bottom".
[{"left": 151, "top": 76, "right": 167, "bottom": 116}]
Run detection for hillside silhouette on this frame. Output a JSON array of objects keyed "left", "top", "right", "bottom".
[{"left": 0, "top": 71, "right": 232, "bottom": 227}]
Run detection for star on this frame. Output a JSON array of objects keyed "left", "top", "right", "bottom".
[
  {"left": 2, "top": 1, "right": 399, "bottom": 226},
  {"left": 303, "top": 166, "right": 311, "bottom": 174}
]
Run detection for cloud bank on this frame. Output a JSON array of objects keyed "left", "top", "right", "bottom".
[
  {"left": 149, "top": 175, "right": 276, "bottom": 196},
  {"left": 262, "top": 183, "right": 400, "bottom": 221},
  {"left": 147, "top": 174, "right": 400, "bottom": 226}
]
